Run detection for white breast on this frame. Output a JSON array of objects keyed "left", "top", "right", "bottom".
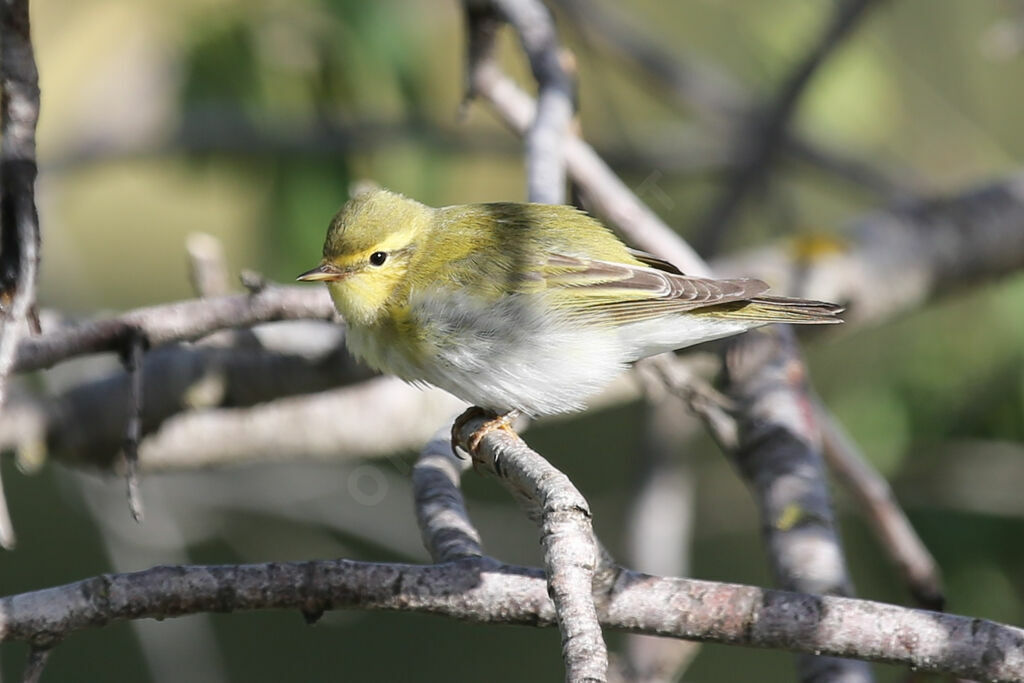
[
  {"left": 404, "top": 290, "right": 632, "bottom": 416},
  {"left": 347, "top": 290, "right": 763, "bottom": 417}
]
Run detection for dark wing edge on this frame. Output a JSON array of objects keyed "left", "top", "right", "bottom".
[{"left": 625, "top": 248, "right": 685, "bottom": 275}]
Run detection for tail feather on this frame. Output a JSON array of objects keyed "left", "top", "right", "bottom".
[{"left": 703, "top": 295, "right": 844, "bottom": 324}]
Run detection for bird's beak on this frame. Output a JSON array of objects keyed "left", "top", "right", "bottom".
[{"left": 296, "top": 263, "right": 347, "bottom": 282}]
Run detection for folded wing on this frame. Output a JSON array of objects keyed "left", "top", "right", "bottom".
[{"left": 535, "top": 253, "right": 772, "bottom": 325}]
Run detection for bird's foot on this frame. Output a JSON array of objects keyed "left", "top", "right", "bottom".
[{"left": 451, "top": 407, "right": 519, "bottom": 459}]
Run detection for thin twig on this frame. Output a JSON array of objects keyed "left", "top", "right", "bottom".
[
  {"left": 2, "top": 559, "right": 1023, "bottom": 681},
  {"left": 0, "top": 459, "right": 15, "bottom": 549},
  {"left": 119, "top": 327, "right": 147, "bottom": 522},
  {"left": 454, "top": 414, "right": 610, "bottom": 683},
  {"left": 551, "top": 0, "right": 912, "bottom": 202},
  {"left": 694, "top": 0, "right": 884, "bottom": 256},
  {"left": 186, "top": 232, "right": 231, "bottom": 298},
  {"left": 0, "top": 0, "right": 41, "bottom": 411},
  {"left": 21, "top": 646, "right": 52, "bottom": 683},
  {"left": 818, "top": 405, "right": 945, "bottom": 610}
]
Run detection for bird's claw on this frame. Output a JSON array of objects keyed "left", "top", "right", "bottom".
[{"left": 451, "top": 407, "right": 518, "bottom": 459}]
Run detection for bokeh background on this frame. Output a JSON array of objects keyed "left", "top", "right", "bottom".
[{"left": 2, "top": 0, "right": 1024, "bottom": 680}]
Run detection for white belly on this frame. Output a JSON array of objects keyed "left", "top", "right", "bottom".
[{"left": 347, "top": 290, "right": 761, "bottom": 417}]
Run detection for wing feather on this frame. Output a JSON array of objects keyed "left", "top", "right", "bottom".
[{"left": 534, "top": 253, "right": 769, "bottom": 324}]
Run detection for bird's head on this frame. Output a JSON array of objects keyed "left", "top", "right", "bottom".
[{"left": 297, "top": 188, "right": 431, "bottom": 325}]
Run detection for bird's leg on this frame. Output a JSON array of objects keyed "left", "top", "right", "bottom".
[{"left": 451, "top": 407, "right": 521, "bottom": 458}]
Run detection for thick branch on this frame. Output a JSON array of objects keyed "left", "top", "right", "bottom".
[
  {"left": 715, "top": 173, "right": 1024, "bottom": 327},
  {"left": 45, "top": 324, "right": 363, "bottom": 469},
  {"left": 2, "top": 560, "right": 1023, "bottom": 681},
  {"left": 721, "top": 327, "right": 872, "bottom": 682},
  {"left": 138, "top": 377, "right": 466, "bottom": 471},
  {"left": 0, "top": 0, "right": 41, "bottom": 408}
]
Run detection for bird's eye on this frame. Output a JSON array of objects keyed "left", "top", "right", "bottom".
[{"left": 369, "top": 251, "right": 387, "bottom": 266}]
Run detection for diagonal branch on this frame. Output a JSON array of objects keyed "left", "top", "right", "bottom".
[
  {"left": 721, "top": 327, "right": 873, "bottom": 682},
  {"left": 466, "top": 60, "right": 709, "bottom": 276},
  {"left": 551, "top": 0, "right": 912, "bottom": 201},
  {"left": 694, "top": 0, "right": 884, "bottom": 256},
  {"left": 118, "top": 327, "right": 147, "bottom": 521},
  {"left": 818, "top": 406, "right": 944, "bottom": 610},
  {"left": 0, "top": 0, "right": 41, "bottom": 556}
]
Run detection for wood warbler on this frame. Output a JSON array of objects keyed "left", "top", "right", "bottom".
[{"left": 298, "top": 189, "right": 841, "bottom": 418}]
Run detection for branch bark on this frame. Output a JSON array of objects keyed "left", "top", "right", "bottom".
[
  {"left": 721, "top": 327, "right": 872, "bottom": 682},
  {"left": 413, "top": 431, "right": 484, "bottom": 562},
  {"left": 0, "top": 0, "right": 41, "bottom": 409},
  {"left": 453, "top": 413, "right": 611, "bottom": 682},
  {"left": 493, "top": 0, "right": 574, "bottom": 204},
  {"left": 13, "top": 285, "right": 335, "bottom": 374},
  {"left": 2, "top": 559, "right": 1023, "bottom": 682}
]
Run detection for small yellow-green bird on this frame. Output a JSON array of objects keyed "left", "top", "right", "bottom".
[{"left": 298, "top": 189, "right": 841, "bottom": 419}]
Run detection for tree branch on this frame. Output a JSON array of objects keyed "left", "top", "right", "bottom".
[
  {"left": 0, "top": 0, "right": 41, "bottom": 410},
  {"left": 493, "top": 0, "right": 574, "bottom": 204},
  {"left": 691, "top": 0, "right": 885, "bottom": 255},
  {"left": 721, "top": 327, "right": 872, "bottom": 682},
  {"left": 551, "top": 0, "right": 912, "bottom": 202},
  {"left": 818, "top": 406, "right": 944, "bottom": 610},
  {"left": 413, "top": 431, "right": 484, "bottom": 562},
  {"left": 13, "top": 285, "right": 335, "bottom": 374},
  {"left": 715, "top": 173, "right": 1024, "bottom": 327},
  {"left": 2, "top": 559, "right": 1023, "bottom": 681},
  {"left": 453, "top": 413, "right": 611, "bottom": 682},
  {"left": 465, "top": 60, "right": 710, "bottom": 276}
]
